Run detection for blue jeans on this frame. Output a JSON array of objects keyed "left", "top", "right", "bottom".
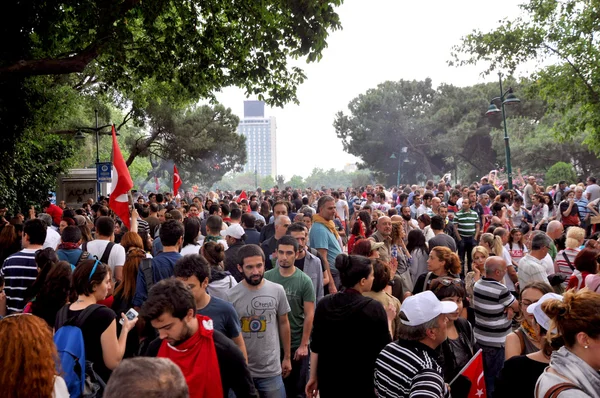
[
  {"left": 253, "top": 375, "right": 286, "bottom": 398},
  {"left": 481, "top": 345, "right": 505, "bottom": 398}
]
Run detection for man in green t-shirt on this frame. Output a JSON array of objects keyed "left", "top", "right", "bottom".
[{"left": 264, "top": 235, "right": 316, "bottom": 398}]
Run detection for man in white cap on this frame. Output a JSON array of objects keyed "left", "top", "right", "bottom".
[
  {"left": 223, "top": 223, "right": 247, "bottom": 282},
  {"left": 374, "top": 290, "right": 456, "bottom": 398}
]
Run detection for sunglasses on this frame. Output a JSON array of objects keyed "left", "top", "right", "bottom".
[{"left": 431, "top": 277, "right": 463, "bottom": 292}]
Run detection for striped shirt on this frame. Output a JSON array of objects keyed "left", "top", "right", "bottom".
[
  {"left": 473, "top": 278, "right": 515, "bottom": 348},
  {"left": 554, "top": 248, "right": 580, "bottom": 281},
  {"left": 0, "top": 249, "right": 38, "bottom": 314},
  {"left": 374, "top": 339, "right": 450, "bottom": 398},
  {"left": 454, "top": 209, "right": 479, "bottom": 237}
]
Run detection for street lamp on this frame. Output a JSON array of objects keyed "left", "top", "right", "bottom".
[
  {"left": 390, "top": 147, "right": 408, "bottom": 187},
  {"left": 74, "top": 109, "right": 115, "bottom": 198},
  {"left": 485, "top": 72, "right": 520, "bottom": 189}
]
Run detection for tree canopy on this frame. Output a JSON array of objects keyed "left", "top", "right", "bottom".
[
  {"left": 335, "top": 77, "right": 600, "bottom": 186},
  {"left": 0, "top": 0, "right": 343, "bottom": 211},
  {"left": 450, "top": 0, "right": 600, "bottom": 153}
]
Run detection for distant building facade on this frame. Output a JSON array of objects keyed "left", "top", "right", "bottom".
[{"left": 237, "top": 100, "right": 277, "bottom": 177}]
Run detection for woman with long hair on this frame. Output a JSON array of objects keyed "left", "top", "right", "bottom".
[
  {"left": 417, "top": 214, "right": 434, "bottom": 242},
  {"left": 567, "top": 247, "right": 600, "bottom": 291},
  {"left": 412, "top": 246, "right": 461, "bottom": 295},
  {"left": 531, "top": 194, "right": 550, "bottom": 231},
  {"left": 30, "top": 261, "right": 74, "bottom": 328},
  {"left": 112, "top": 246, "right": 144, "bottom": 358},
  {"left": 431, "top": 277, "right": 476, "bottom": 395},
  {"left": 259, "top": 200, "right": 272, "bottom": 223},
  {"left": 202, "top": 241, "right": 237, "bottom": 300},
  {"left": 363, "top": 259, "right": 401, "bottom": 339},
  {"left": 55, "top": 259, "right": 138, "bottom": 383},
  {"left": 465, "top": 246, "right": 488, "bottom": 324},
  {"left": 23, "top": 247, "right": 59, "bottom": 308},
  {"left": 479, "top": 232, "right": 504, "bottom": 257},
  {"left": 347, "top": 218, "right": 365, "bottom": 254},
  {"left": 357, "top": 210, "right": 372, "bottom": 238},
  {"left": 0, "top": 313, "right": 69, "bottom": 397},
  {"left": 406, "top": 229, "right": 429, "bottom": 284},
  {"left": 505, "top": 282, "right": 554, "bottom": 360},
  {"left": 0, "top": 223, "right": 21, "bottom": 264},
  {"left": 496, "top": 293, "right": 565, "bottom": 398},
  {"left": 180, "top": 216, "right": 203, "bottom": 256},
  {"left": 306, "top": 254, "right": 391, "bottom": 398},
  {"left": 535, "top": 289, "right": 600, "bottom": 397},
  {"left": 507, "top": 228, "right": 528, "bottom": 266}
]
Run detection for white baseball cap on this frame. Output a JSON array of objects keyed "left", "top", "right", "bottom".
[
  {"left": 527, "top": 293, "right": 563, "bottom": 333},
  {"left": 400, "top": 290, "right": 458, "bottom": 326},
  {"left": 220, "top": 223, "right": 245, "bottom": 239}
]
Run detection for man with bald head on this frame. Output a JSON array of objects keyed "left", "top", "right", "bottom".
[
  {"left": 473, "top": 256, "right": 520, "bottom": 398},
  {"left": 546, "top": 220, "right": 564, "bottom": 261},
  {"left": 369, "top": 216, "right": 393, "bottom": 262}
]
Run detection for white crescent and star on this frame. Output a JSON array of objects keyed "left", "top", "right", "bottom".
[{"left": 174, "top": 172, "right": 181, "bottom": 184}]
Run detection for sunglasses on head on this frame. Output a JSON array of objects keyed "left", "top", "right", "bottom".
[{"left": 431, "top": 277, "right": 462, "bottom": 292}]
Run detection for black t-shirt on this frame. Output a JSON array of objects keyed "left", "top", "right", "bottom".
[
  {"left": 145, "top": 329, "right": 257, "bottom": 398},
  {"left": 294, "top": 256, "right": 306, "bottom": 271},
  {"left": 310, "top": 291, "right": 391, "bottom": 398},
  {"left": 412, "top": 272, "right": 439, "bottom": 295},
  {"left": 67, "top": 305, "right": 116, "bottom": 382},
  {"left": 495, "top": 355, "right": 548, "bottom": 398}
]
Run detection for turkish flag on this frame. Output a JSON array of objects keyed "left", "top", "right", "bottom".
[
  {"left": 155, "top": 176, "right": 160, "bottom": 192},
  {"left": 173, "top": 164, "right": 182, "bottom": 196},
  {"left": 236, "top": 190, "right": 247, "bottom": 203},
  {"left": 108, "top": 125, "right": 133, "bottom": 229},
  {"left": 459, "top": 349, "right": 486, "bottom": 398}
]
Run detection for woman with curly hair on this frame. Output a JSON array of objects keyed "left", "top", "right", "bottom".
[
  {"left": 30, "top": 261, "right": 74, "bottom": 329},
  {"left": 0, "top": 313, "right": 69, "bottom": 397},
  {"left": 412, "top": 246, "right": 461, "bottom": 295}
]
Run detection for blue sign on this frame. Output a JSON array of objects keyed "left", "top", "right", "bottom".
[{"left": 97, "top": 162, "right": 112, "bottom": 182}]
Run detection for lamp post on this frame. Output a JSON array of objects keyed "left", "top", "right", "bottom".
[
  {"left": 74, "top": 109, "right": 114, "bottom": 199},
  {"left": 485, "top": 72, "right": 521, "bottom": 189},
  {"left": 390, "top": 147, "right": 408, "bottom": 187}
]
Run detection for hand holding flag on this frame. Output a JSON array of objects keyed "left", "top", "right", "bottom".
[
  {"left": 173, "top": 164, "right": 182, "bottom": 196},
  {"left": 450, "top": 349, "right": 486, "bottom": 398}
]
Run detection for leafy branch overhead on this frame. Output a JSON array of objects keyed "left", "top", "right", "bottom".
[
  {"left": 450, "top": 0, "right": 600, "bottom": 153},
  {"left": 2, "top": 0, "right": 343, "bottom": 107}
]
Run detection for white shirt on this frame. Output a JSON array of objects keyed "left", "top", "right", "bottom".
[
  {"left": 43, "top": 227, "right": 61, "bottom": 250},
  {"left": 518, "top": 254, "right": 551, "bottom": 288},
  {"left": 585, "top": 183, "right": 600, "bottom": 201},
  {"left": 336, "top": 200, "right": 349, "bottom": 220},
  {"left": 86, "top": 239, "right": 126, "bottom": 273},
  {"left": 180, "top": 244, "right": 201, "bottom": 256},
  {"left": 53, "top": 376, "right": 69, "bottom": 398},
  {"left": 502, "top": 247, "right": 516, "bottom": 292}
]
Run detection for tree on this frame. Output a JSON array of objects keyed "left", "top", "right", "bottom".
[
  {"left": 1, "top": 0, "right": 343, "bottom": 211},
  {"left": 545, "top": 162, "right": 577, "bottom": 186},
  {"left": 450, "top": 0, "right": 600, "bottom": 153},
  {"left": 286, "top": 175, "right": 305, "bottom": 189},
  {"left": 131, "top": 103, "right": 246, "bottom": 189}
]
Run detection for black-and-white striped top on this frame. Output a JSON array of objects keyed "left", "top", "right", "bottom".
[
  {"left": 473, "top": 277, "right": 515, "bottom": 348},
  {"left": 374, "top": 339, "right": 450, "bottom": 398},
  {"left": 1, "top": 249, "right": 38, "bottom": 314}
]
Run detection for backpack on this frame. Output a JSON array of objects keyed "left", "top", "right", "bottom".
[
  {"left": 140, "top": 258, "right": 154, "bottom": 292},
  {"left": 75, "top": 250, "right": 91, "bottom": 268},
  {"left": 54, "top": 304, "right": 105, "bottom": 398},
  {"left": 82, "top": 241, "right": 115, "bottom": 265}
]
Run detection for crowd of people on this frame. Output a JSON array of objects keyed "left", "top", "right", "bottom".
[{"left": 0, "top": 175, "right": 600, "bottom": 398}]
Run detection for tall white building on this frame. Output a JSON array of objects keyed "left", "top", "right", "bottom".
[{"left": 237, "top": 101, "right": 277, "bottom": 177}]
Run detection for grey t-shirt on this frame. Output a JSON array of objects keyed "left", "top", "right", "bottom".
[
  {"left": 428, "top": 233, "right": 457, "bottom": 252},
  {"left": 585, "top": 184, "right": 600, "bottom": 202},
  {"left": 524, "top": 184, "right": 534, "bottom": 208},
  {"left": 225, "top": 279, "right": 290, "bottom": 378}
]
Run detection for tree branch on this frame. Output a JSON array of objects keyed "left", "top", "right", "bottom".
[
  {"left": 125, "top": 127, "right": 163, "bottom": 167},
  {"left": 542, "top": 43, "right": 600, "bottom": 103},
  {"left": 117, "top": 109, "right": 134, "bottom": 130}
]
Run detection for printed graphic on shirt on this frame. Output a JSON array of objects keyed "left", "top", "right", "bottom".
[{"left": 240, "top": 295, "right": 277, "bottom": 338}]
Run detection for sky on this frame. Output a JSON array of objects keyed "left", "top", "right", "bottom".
[{"left": 215, "top": 0, "right": 526, "bottom": 180}]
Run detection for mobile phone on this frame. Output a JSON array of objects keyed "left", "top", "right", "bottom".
[{"left": 119, "top": 308, "right": 138, "bottom": 325}]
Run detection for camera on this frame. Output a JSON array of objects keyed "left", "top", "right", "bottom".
[{"left": 241, "top": 315, "right": 267, "bottom": 333}]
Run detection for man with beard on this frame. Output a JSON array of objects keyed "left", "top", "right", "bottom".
[
  {"left": 142, "top": 278, "right": 257, "bottom": 397},
  {"left": 400, "top": 205, "right": 419, "bottom": 240},
  {"left": 226, "top": 244, "right": 292, "bottom": 397},
  {"left": 265, "top": 236, "right": 316, "bottom": 398}
]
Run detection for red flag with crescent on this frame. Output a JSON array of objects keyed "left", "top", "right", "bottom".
[
  {"left": 108, "top": 125, "right": 133, "bottom": 229},
  {"left": 460, "top": 349, "right": 486, "bottom": 398},
  {"left": 173, "top": 164, "right": 182, "bottom": 196},
  {"left": 236, "top": 190, "right": 247, "bottom": 203}
]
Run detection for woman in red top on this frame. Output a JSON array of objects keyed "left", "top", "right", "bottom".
[{"left": 567, "top": 247, "right": 600, "bottom": 291}]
